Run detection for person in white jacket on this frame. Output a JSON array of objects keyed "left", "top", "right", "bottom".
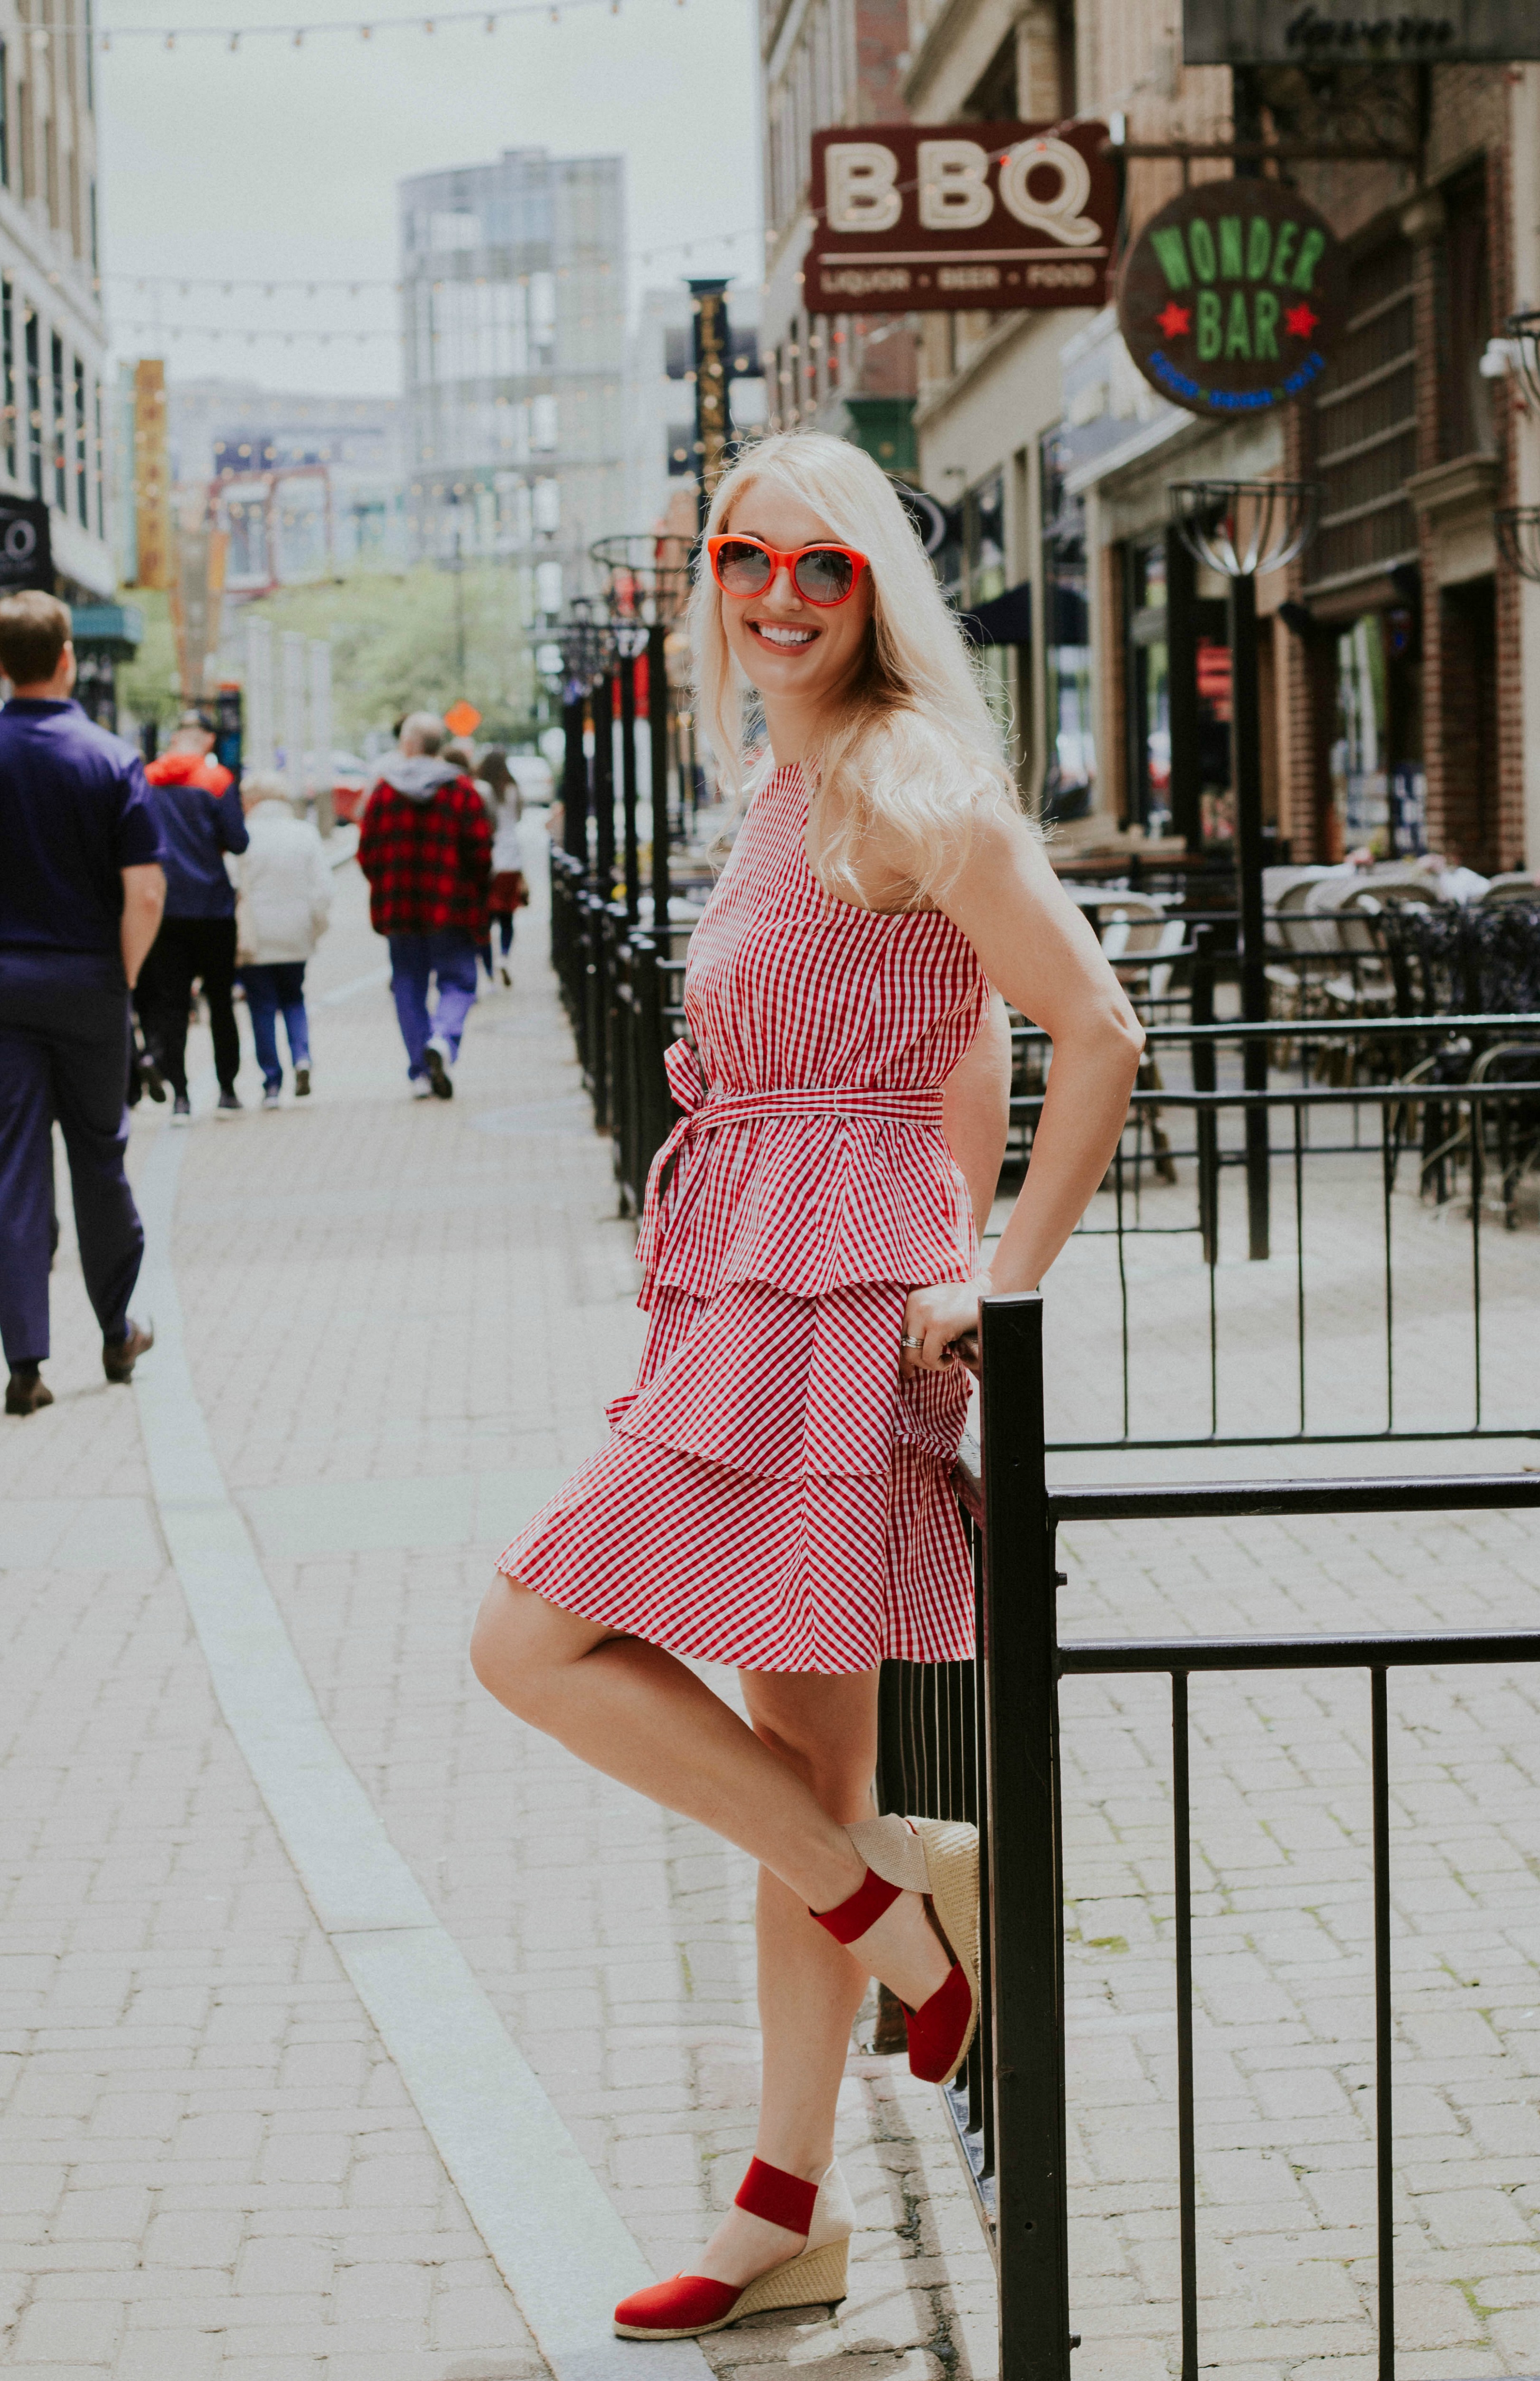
[{"left": 235, "top": 772, "right": 332, "bottom": 1108}]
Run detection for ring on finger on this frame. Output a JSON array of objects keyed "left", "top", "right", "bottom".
[{"left": 899, "top": 1333, "right": 924, "bottom": 1350}]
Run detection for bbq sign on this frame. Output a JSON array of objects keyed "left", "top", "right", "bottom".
[
  {"left": 807, "top": 122, "right": 1117, "bottom": 316},
  {"left": 1117, "top": 180, "right": 1346, "bottom": 417}
]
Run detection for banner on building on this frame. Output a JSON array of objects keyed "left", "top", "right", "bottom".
[
  {"left": 132, "top": 360, "right": 172, "bottom": 593},
  {"left": 806, "top": 122, "right": 1117, "bottom": 315},
  {"left": 1117, "top": 179, "right": 1347, "bottom": 417},
  {"left": 169, "top": 522, "right": 229, "bottom": 699},
  {"left": 0, "top": 495, "right": 52, "bottom": 594},
  {"left": 690, "top": 277, "right": 732, "bottom": 518},
  {"left": 1184, "top": 0, "right": 1540, "bottom": 62}
]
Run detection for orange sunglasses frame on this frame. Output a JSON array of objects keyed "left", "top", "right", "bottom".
[{"left": 706, "top": 534, "right": 870, "bottom": 608}]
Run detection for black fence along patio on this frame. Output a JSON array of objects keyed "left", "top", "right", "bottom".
[{"left": 881, "top": 1295, "right": 1540, "bottom": 2381}]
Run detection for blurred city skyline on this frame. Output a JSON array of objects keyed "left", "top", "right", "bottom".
[{"left": 96, "top": 0, "right": 761, "bottom": 399}]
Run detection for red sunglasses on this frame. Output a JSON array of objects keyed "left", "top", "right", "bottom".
[{"left": 707, "top": 534, "right": 869, "bottom": 609}]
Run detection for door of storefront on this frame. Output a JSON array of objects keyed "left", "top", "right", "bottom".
[{"left": 1327, "top": 604, "right": 1423, "bottom": 860}]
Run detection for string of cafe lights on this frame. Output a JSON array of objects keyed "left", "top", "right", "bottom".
[
  {"left": 103, "top": 223, "right": 763, "bottom": 304},
  {"left": 110, "top": 317, "right": 401, "bottom": 342},
  {"left": 103, "top": 98, "right": 1144, "bottom": 350},
  {"left": 31, "top": 0, "right": 686, "bottom": 47}
]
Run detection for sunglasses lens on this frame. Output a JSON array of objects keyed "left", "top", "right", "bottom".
[
  {"left": 794, "top": 547, "right": 855, "bottom": 604},
  {"left": 715, "top": 539, "right": 772, "bottom": 595}
]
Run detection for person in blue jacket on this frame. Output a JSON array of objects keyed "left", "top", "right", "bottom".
[
  {"left": 0, "top": 591, "right": 165, "bottom": 1415},
  {"left": 137, "top": 707, "right": 250, "bottom": 1118}
]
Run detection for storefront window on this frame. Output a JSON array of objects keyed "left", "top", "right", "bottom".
[
  {"left": 963, "top": 469, "right": 1010, "bottom": 737},
  {"left": 1328, "top": 610, "right": 1423, "bottom": 859},
  {"left": 1196, "top": 634, "right": 1233, "bottom": 845},
  {"left": 1127, "top": 540, "right": 1170, "bottom": 834},
  {"left": 1041, "top": 429, "right": 1093, "bottom": 819}
]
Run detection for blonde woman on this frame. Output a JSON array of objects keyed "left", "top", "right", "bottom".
[
  {"left": 235, "top": 771, "right": 331, "bottom": 1108},
  {"left": 472, "top": 432, "right": 1142, "bottom": 2338}
]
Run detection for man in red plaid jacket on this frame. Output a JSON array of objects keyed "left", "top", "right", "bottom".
[{"left": 358, "top": 713, "right": 492, "bottom": 1100}]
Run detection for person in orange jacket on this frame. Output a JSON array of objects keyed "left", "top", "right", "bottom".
[{"left": 137, "top": 709, "right": 249, "bottom": 1118}]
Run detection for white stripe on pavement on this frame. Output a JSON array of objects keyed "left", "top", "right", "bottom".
[{"left": 133, "top": 1116, "right": 709, "bottom": 2381}]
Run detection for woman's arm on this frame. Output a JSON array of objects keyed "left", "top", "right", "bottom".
[
  {"left": 940, "top": 989, "right": 1012, "bottom": 1236},
  {"left": 903, "top": 802, "right": 1144, "bottom": 1373}
]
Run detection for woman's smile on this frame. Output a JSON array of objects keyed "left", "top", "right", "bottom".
[{"left": 747, "top": 619, "right": 820, "bottom": 651}]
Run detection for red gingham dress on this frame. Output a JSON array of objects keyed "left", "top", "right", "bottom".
[{"left": 496, "top": 762, "right": 987, "bottom": 1674}]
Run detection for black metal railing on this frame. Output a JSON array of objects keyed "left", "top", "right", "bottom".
[
  {"left": 1021, "top": 1070, "right": 1540, "bottom": 1449},
  {"left": 882, "top": 1293, "right": 1540, "bottom": 2381}
]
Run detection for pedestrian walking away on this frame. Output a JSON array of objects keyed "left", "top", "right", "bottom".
[
  {"left": 483, "top": 748, "right": 528, "bottom": 986},
  {"left": 357, "top": 710, "right": 492, "bottom": 1099},
  {"left": 470, "top": 433, "right": 1146, "bottom": 2339},
  {"left": 235, "top": 770, "right": 333, "bottom": 1107},
  {"left": 136, "top": 704, "right": 250, "bottom": 1119},
  {"left": 0, "top": 591, "right": 165, "bottom": 1415}
]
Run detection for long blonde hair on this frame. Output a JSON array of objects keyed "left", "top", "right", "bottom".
[{"left": 688, "top": 430, "right": 1017, "bottom": 908}]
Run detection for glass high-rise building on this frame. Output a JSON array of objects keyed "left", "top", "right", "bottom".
[{"left": 398, "top": 147, "right": 625, "bottom": 629}]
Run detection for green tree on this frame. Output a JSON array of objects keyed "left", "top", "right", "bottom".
[
  {"left": 240, "top": 564, "right": 534, "bottom": 750},
  {"left": 114, "top": 589, "right": 181, "bottom": 732}
]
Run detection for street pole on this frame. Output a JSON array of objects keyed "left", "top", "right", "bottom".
[
  {"left": 593, "top": 668, "right": 616, "bottom": 898},
  {"left": 647, "top": 619, "right": 671, "bottom": 930},
  {"left": 451, "top": 492, "right": 466, "bottom": 691},
  {"left": 562, "top": 690, "right": 589, "bottom": 868},
  {"left": 689, "top": 277, "right": 731, "bottom": 534},
  {"left": 619, "top": 645, "right": 641, "bottom": 924},
  {"left": 1229, "top": 570, "right": 1270, "bottom": 1261}
]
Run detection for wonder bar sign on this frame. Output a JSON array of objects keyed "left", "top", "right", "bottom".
[
  {"left": 1117, "top": 180, "right": 1347, "bottom": 417},
  {"left": 806, "top": 122, "right": 1117, "bottom": 315}
]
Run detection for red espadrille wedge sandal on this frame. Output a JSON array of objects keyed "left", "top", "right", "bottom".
[
  {"left": 612, "top": 2157, "right": 855, "bottom": 2340},
  {"left": 810, "top": 1813, "right": 981, "bottom": 2089}
]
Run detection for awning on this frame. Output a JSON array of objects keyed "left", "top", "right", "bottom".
[
  {"left": 71, "top": 603, "right": 145, "bottom": 660},
  {"left": 957, "top": 580, "right": 1032, "bottom": 647}
]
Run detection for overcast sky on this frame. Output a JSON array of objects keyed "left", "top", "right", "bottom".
[{"left": 97, "top": 0, "right": 761, "bottom": 399}]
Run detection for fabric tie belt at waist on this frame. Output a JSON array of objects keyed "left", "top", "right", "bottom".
[{"left": 635, "top": 1038, "right": 945, "bottom": 1271}]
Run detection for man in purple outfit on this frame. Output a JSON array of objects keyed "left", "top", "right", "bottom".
[{"left": 0, "top": 591, "right": 166, "bottom": 1415}]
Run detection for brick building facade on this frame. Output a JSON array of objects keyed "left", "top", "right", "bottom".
[{"left": 753, "top": 0, "right": 1540, "bottom": 874}]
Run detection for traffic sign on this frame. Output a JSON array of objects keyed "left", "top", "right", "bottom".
[{"left": 445, "top": 699, "right": 482, "bottom": 736}]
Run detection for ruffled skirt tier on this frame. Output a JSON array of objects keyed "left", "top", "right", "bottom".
[{"left": 495, "top": 1278, "right": 976, "bottom": 1675}]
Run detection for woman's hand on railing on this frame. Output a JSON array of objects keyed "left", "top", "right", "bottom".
[{"left": 901, "top": 1275, "right": 993, "bottom": 1380}]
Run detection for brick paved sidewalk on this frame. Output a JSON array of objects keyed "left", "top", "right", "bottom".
[
  {"left": 3, "top": 845, "right": 1538, "bottom": 2381},
  {"left": 0, "top": 854, "right": 986, "bottom": 2381}
]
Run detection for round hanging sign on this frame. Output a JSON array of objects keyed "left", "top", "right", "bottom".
[{"left": 1117, "top": 178, "right": 1347, "bottom": 417}]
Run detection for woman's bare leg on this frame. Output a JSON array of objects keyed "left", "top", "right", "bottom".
[
  {"left": 470, "top": 1577, "right": 951, "bottom": 2010},
  {"left": 680, "top": 1667, "right": 879, "bottom": 2288}
]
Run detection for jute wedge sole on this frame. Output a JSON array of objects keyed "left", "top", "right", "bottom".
[
  {"left": 612, "top": 2236, "right": 849, "bottom": 2339},
  {"left": 910, "top": 1816, "right": 981, "bottom": 2087}
]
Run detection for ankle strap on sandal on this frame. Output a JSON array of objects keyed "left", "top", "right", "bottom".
[
  {"left": 808, "top": 1866, "right": 901, "bottom": 1946},
  {"left": 734, "top": 2157, "right": 819, "bottom": 2233}
]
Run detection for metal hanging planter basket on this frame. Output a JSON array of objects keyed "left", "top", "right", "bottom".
[
  {"left": 1494, "top": 506, "right": 1540, "bottom": 585},
  {"left": 1169, "top": 479, "right": 1320, "bottom": 580},
  {"left": 1502, "top": 308, "right": 1540, "bottom": 415},
  {"left": 590, "top": 533, "right": 695, "bottom": 626}
]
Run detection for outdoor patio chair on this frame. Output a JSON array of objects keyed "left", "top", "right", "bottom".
[
  {"left": 1480, "top": 872, "right": 1540, "bottom": 906},
  {"left": 1266, "top": 877, "right": 1340, "bottom": 1019},
  {"left": 1307, "top": 881, "right": 1398, "bottom": 1022}
]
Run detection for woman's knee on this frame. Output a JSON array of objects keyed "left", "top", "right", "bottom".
[
  {"left": 469, "top": 1574, "right": 573, "bottom": 1720},
  {"left": 742, "top": 1676, "right": 879, "bottom": 1819}
]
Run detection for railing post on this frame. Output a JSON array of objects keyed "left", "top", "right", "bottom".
[
  {"left": 979, "top": 1292, "right": 1072, "bottom": 2381},
  {"left": 1191, "top": 924, "right": 1219, "bottom": 1267}
]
